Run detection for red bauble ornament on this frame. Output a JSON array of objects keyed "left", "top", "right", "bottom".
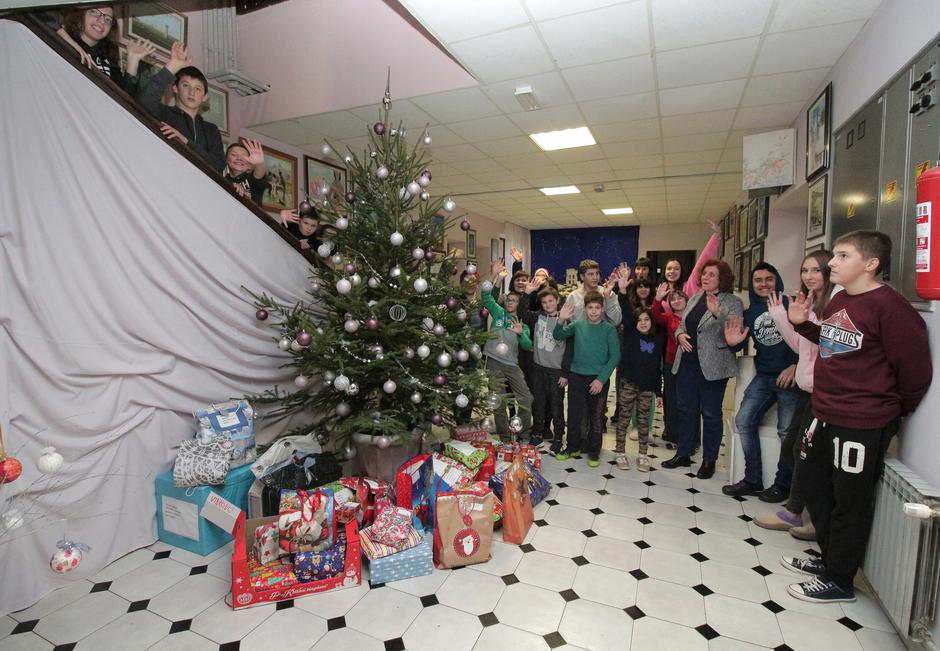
[
  {"left": 255, "top": 309, "right": 268, "bottom": 321},
  {"left": 0, "top": 457, "right": 22, "bottom": 483}
]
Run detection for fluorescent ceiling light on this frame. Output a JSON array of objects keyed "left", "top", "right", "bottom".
[
  {"left": 514, "top": 84, "right": 540, "bottom": 111},
  {"left": 602, "top": 207, "right": 634, "bottom": 215},
  {"left": 529, "top": 126, "right": 596, "bottom": 151},
  {"left": 539, "top": 185, "right": 580, "bottom": 196}
]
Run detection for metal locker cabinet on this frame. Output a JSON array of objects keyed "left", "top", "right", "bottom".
[{"left": 830, "top": 98, "right": 884, "bottom": 241}]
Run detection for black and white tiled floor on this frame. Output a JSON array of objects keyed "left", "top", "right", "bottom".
[{"left": 1, "top": 432, "right": 906, "bottom": 651}]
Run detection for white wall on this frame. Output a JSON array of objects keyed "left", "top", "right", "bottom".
[{"left": 639, "top": 222, "right": 715, "bottom": 259}]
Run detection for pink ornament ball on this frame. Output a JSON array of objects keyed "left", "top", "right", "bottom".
[
  {"left": 481, "top": 308, "right": 489, "bottom": 319},
  {"left": 434, "top": 374, "right": 447, "bottom": 386},
  {"left": 366, "top": 318, "right": 379, "bottom": 331},
  {"left": 345, "top": 191, "right": 356, "bottom": 203},
  {"left": 430, "top": 413, "right": 443, "bottom": 425},
  {"left": 446, "top": 297, "right": 458, "bottom": 310},
  {"left": 344, "top": 262, "right": 357, "bottom": 275},
  {"left": 296, "top": 330, "right": 312, "bottom": 347},
  {"left": 421, "top": 169, "right": 432, "bottom": 181},
  {"left": 255, "top": 309, "right": 268, "bottom": 321},
  {"left": 298, "top": 200, "right": 313, "bottom": 216},
  {"left": 373, "top": 122, "right": 386, "bottom": 135},
  {"left": 460, "top": 219, "right": 471, "bottom": 231},
  {"left": 425, "top": 248, "right": 435, "bottom": 260}
]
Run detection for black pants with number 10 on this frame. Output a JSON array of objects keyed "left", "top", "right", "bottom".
[{"left": 798, "top": 413, "right": 899, "bottom": 591}]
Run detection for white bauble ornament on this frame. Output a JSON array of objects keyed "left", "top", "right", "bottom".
[
  {"left": 407, "top": 181, "right": 421, "bottom": 196},
  {"left": 323, "top": 370, "right": 336, "bottom": 382},
  {"left": 331, "top": 253, "right": 343, "bottom": 265},
  {"left": 465, "top": 263, "right": 477, "bottom": 274},
  {"left": 310, "top": 280, "right": 321, "bottom": 292},
  {"left": 291, "top": 340, "right": 302, "bottom": 352},
  {"left": 410, "top": 392, "right": 423, "bottom": 404},
  {"left": 432, "top": 324, "right": 446, "bottom": 336},
  {"left": 443, "top": 197, "right": 456, "bottom": 212},
  {"left": 335, "top": 217, "right": 348, "bottom": 230},
  {"left": 495, "top": 341, "right": 510, "bottom": 356},
  {"left": 383, "top": 380, "right": 397, "bottom": 394},
  {"left": 278, "top": 336, "right": 291, "bottom": 351},
  {"left": 376, "top": 165, "right": 389, "bottom": 179},
  {"left": 336, "top": 402, "right": 351, "bottom": 417},
  {"left": 390, "top": 265, "right": 403, "bottom": 278},
  {"left": 317, "top": 243, "right": 332, "bottom": 258},
  {"left": 470, "top": 343, "right": 482, "bottom": 358},
  {"left": 413, "top": 278, "right": 429, "bottom": 294},
  {"left": 417, "top": 173, "right": 431, "bottom": 187},
  {"left": 481, "top": 280, "right": 494, "bottom": 293},
  {"left": 481, "top": 417, "right": 494, "bottom": 431},
  {"left": 333, "top": 374, "right": 350, "bottom": 392},
  {"left": 437, "top": 352, "right": 452, "bottom": 368},
  {"left": 376, "top": 435, "right": 392, "bottom": 449},
  {"left": 350, "top": 273, "right": 362, "bottom": 286},
  {"left": 422, "top": 133, "right": 432, "bottom": 146},
  {"left": 455, "top": 349, "right": 470, "bottom": 363},
  {"left": 344, "top": 319, "right": 359, "bottom": 333},
  {"left": 344, "top": 443, "right": 357, "bottom": 459},
  {"left": 336, "top": 279, "right": 352, "bottom": 294},
  {"left": 456, "top": 309, "right": 467, "bottom": 322},
  {"left": 417, "top": 344, "right": 431, "bottom": 359},
  {"left": 412, "top": 247, "right": 425, "bottom": 260},
  {"left": 509, "top": 416, "right": 524, "bottom": 433},
  {"left": 346, "top": 382, "right": 359, "bottom": 396},
  {"left": 2, "top": 508, "right": 24, "bottom": 531},
  {"left": 37, "top": 447, "right": 64, "bottom": 474},
  {"left": 368, "top": 276, "right": 381, "bottom": 289},
  {"left": 455, "top": 393, "right": 470, "bottom": 408},
  {"left": 404, "top": 347, "right": 415, "bottom": 359},
  {"left": 389, "top": 231, "right": 404, "bottom": 246},
  {"left": 50, "top": 543, "right": 84, "bottom": 574},
  {"left": 422, "top": 317, "right": 435, "bottom": 331},
  {"left": 294, "top": 375, "right": 309, "bottom": 389}
]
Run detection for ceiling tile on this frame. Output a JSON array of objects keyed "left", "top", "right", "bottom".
[
  {"left": 662, "top": 132, "right": 729, "bottom": 153},
  {"left": 601, "top": 138, "right": 663, "bottom": 158},
  {"left": 400, "top": 0, "right": 530, "bottom": 42},
  {"left": 720, "top": 147, "right": 744, "bottom": 162},
  {"left": 741, "top": 68, "right": 830, "bottom": 107},
  {"left": 732, "top": 100, "right": 806, "bottom": 130},
  {"left": 451, "top": 158, "right": 508, "bottom": 174},
  {"left": 656, "top": 37, "right": 760, "bottom": 89},
  {"left": 545, "top": 146, "right": 608, "bottom": 163},
  {"left": 591, "top": 118, "right": 661, "bottom": 143},
  {"left": 753, "top": 21, "right": 866, "bottom": 75},
  {"left": 481, "top": 71, "right": 575, "bottom": 113},
  {"left": 664, "top": 162, "right": 717, "bottom": 176},
  {"left": 660, "top": 109, "right": 736, "bottom": 136},
  {"left": 411, "top": 87, "right": 501, "bottom": 124},
  {"left": 295, "top": 111, "right": 368, "bottom": 139},
  {"left": 508, "top": 104, "right": 589, "bottom": 134},
  {"left": 612, "top": 166, "right": 666, "bottom": 180},
  {"left": 449, "top": 115, "right": 526, "bottom": 140},
  {"left": 561, "top": 56, "right": 656, "bottom": 101},
  {"left": 422, "top": 126, "right": 467, "bottom": 147},
  {"left": 538, "top": 2, "right": 650, "bottom": 68},
  {"left": 664, "top": 149, "right": 723, "bottom": 166},
  {"left": 475, "top": 137, "right": 542, "bottom": 157},
  {"left": 251, "top": 119, "right": 312, "bottom": 143},
  {"left": 579, "top": 93, "right": 659, "bottom": 125},
  {"left": 770, "top": 0, "right": 882, "bottom": 33},
  {"left": 557, "top": 159, "right": 614, "bottom": 177},
  {"left": 607, "top": 154, "right": 664, "bottom": 169},
  {"left": 429, "top": 143, "right": 489, "bottom": 162},
  {"left": 715, "top": 160, "right": 745, "bottom": 174},
  {"left": 651, "top": 0, "right": 773, "bottom": 51},
  {"left": 450, "top": 26, "right": 556, "bottom": 83},
  {"left": 659, "top": 79, "right": 747, "bottom": 116},
  {"left": 348, "top": 99, "right": 436, "bottom": 131},
  {"left": 524, "top": 0, "right": 627, "bottom": 21}
]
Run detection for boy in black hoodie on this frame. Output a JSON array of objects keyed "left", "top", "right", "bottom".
[{"left": 722, "top": 262, "right": 801, "bottom": 499}]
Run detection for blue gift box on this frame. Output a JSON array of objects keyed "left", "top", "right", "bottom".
[
  {"left": 366, "top": 537, "right": 433, "bottom": 584},
  {"left": 155, "top": 463, "right": 254, "bottom": 555}
]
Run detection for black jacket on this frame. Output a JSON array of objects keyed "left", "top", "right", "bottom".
[
  {"left": 138, "top": 68, "right": 225, "bottom": 172},
  {"left": 225, "top": 170, "right": 269, "bottom": 206}
]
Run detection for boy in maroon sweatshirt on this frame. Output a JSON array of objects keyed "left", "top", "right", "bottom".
[{"left": 781, "top": 231, "right": 931, "bottom": 603}]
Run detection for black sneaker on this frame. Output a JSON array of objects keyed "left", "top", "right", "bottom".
[
  {"left": 780, "top": 556, "right": 825, "bottom": 577},
  {"left": 759, "top": 484, "right": 790, "bottom": 503},
  {"left": 722, "top": 479, "right": 764, "bottom": 497},
  {"left": 528, "top": 434, "right": 544, "bottom": 447},
  {"left": 787, "top": 577, "right": 856, "bottom": 603}
]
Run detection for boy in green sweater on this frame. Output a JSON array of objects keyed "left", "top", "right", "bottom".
[
  {"left": 482, "top": 289, "right": 534, "bottom": 439},
  {"left": 553, "top": 291, "right": 621, "bottom": 467}
]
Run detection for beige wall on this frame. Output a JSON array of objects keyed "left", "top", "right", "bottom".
[{"left": 639, "top": 222, "right": 716, "bottom": 269}]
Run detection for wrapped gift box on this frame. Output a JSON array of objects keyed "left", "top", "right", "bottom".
[
  {"left": 155, "top": 462, "right": 254, "bottom": 556},
  {"left": 365, "top": 536, "right": 433, "bottom": 585},
  {"left": 496, "top": 443, "right": 541, "bottom": 469}
]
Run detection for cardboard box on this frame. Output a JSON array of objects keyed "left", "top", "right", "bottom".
[
  {"left": 154, "top": 463, "right": 254, "bottom": 556},
  {"left": 364, "top": 536, "right": 433, "bottom": 584}
]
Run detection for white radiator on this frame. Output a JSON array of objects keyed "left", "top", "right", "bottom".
[{"left": 863, "top": 458, "right": 940, "bottom": 646}]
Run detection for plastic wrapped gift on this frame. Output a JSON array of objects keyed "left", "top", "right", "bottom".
[
  {"left": 489, "top": 459, "right": 551, "bottom": 506},
  {"left": 366, "top": 536, "right": 433, "bottom": 584},
  {"left": 247, "top": 557, "right": 297, "bottom": 592},
  {"left": 369, "top": 505, "right": 415, "bottom": 546},
  {"left": 360, "top": 525, "right": 424, "bottom": 560},
  {"left": 253, "top": 522, "right": 282, "bottom": 565},
  {"left": 443, "top": 440, "right": 488, "bottom": 470},
  {"left": 496, "top": 442, "right": 541, "bottom": 469},
  {"left": 194, "top": 400, "right": 257, "bottom": 467},
  {"left": 295, "top": 539, "right": 346, "bottom": 583},
  {"left": 277, "top": 489, "right": 335, "bottom": 554}
]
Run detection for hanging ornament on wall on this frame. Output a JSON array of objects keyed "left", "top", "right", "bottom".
[
  {"left": 37, "top": 446, "right": 64, "bottom": 474},
  {"left": 50, "top": 540, "right": 90, "bottom": 574},
  {"left": 388, "top": 305, "right": 407, "bottom": 321},
  {"left": 255, "top": 309, "right": 268, "bottom": 321},
  {"left": 278, "top": 336, "right": 291, "bottom": 351}
]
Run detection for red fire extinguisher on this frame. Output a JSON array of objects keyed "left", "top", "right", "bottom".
[{"left": 915, "top": 166, "right": 940, "bottom": 300}]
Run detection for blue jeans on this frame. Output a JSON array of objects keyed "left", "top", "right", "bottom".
[
  {"left": 676, "top": 362, "right": 728, "bottom": 461},
  {"left": 735, "top": 372, "right": 802, "bottom": 487}
]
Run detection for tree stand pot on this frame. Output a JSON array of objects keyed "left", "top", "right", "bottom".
[{"left": 350, "top": 431, "right": 423, "bottom": 483}]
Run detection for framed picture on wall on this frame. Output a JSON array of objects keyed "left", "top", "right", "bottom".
[
  {"left": 261, "top": 146, "right": 297, "bottom": 212},
  {"left": 737, "top": 205, "right": 747, "bottom": 249},
  {"left": 741, "top": 252, "right": 752, "bottom": 292},
  {"left": 806, "top": 83, "right": 832, "bottom": 181},
  {"left": 466, "top": 229, "right": 477, "bottom": 259},
  {"left": 805, "top": 242, "right": 826, "bottom": 256},
  {"left": 755, "top": 197, "right": 769, "bottom": 239},
  {"left": 807, "top": 174, "right": 828, "bottom": 239},
  {"left": 126, "top": 3, "right": 187, "bottom": 56},
  {"left": 750, "top": 242, "right": 764, "bottom": 269},
  {"left": 734, "top": 253, "right": 744, "bottom": 291},
  {"left": 490, "top": 238, "right": 500, "bottom": 262},
  {"left": 202, "top": 85, "right": 229, "bottom": 135},
  {"left": 747, "top": 201, "right": 758, "bottom": 244},
  {"left": 304, "top": 156, "right": 346, "bottom": 202}
]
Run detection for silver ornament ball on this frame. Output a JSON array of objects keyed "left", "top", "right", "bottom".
[
  {"left": 368, "top": 276, "right": 381, "bottom": 289},
  {"left": 383, "top": 380, "right": 397, "bottom": 394},
  {"left": 278, "top": 336, "right": 291, "bottom": 351},
  {"left": 344, "top": 319, "right": 359, "bottom": 333},
  {"left": 455, "top": 393, "right": 470, "bottom": 408},
  {"left": 437, "top": 352, "right": 452, "bottom": 368},
  {"left": 336, "top": 279, "right": 352, "bottom": 294},
  {"left": 336, "top": 402, "right": 351, "bottom": 417},
  {"left": 417, "top": 344, "right": 431, "bottom": 359},
  {"left": 346, "top": 382, "right": 359, "bottom": 396},
  {"left": 432, "top": 324, "right": 446, "bottom": 336},
  {"left": 412, "top": 247, "right": 426, "bottom": 260},
  {"left": 455, "top": 349, "right": 470, "bottom": 362},
  {"left": 333, "top": 374, "right": 350, "bottom": 392},
  {"left": 443, "top": 197, "right": 456, "bottom": 212},
  {"left": 481, "top": 280, "right": 494, "bottom": 293},
  {"left": 389, "top": 231, "right": 404, "bottom": 246},
  {"left": 410, "top": 392, "right": 423, "bottom": 404},
  {"left": 335, "top": 217, "right": 348, "bottom": 230},
  {"left": 495, "top": 341, "right": 510, "bottom": 356},
  {"left": 294, "top": 375, "right": 309, "bottom": 389},
  {"left": 317, "top": 243, "right": 332, "bottom": 258},
  {"left": 509, "top": 416, "right": 524, "bottom": 433},
  {"left": 390, "top": 265, "right": 402, "bottom": 277},
  {"left": 413, "top": 278, "right": 429, "bottom": 294}
]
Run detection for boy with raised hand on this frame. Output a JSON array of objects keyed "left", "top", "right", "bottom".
[
  {"left": 565, "top": 259, "right": 622, "bottom": 325},
  {"left": 224, "top": 139, "right": 268, "bottom": 205},
  {"left": 139, "top": 41, "right": 225, "bottom": 172},
  {"left": 781, "top": 231, "right": 931, "bottom": 604},
  {"left": 552, "top": 291, "right": 621, "bottom": 468}
]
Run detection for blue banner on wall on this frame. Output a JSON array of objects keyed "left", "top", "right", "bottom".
[{"left": 530, "top": 226, "right": 639, "bottom": 284}]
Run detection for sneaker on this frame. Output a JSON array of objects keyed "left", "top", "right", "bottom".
[
  {"left": 788, "top": 577, "right": 856, "bottom": 603},
  {"left": 665, "top": 442, "right": 677, "bottom": 450},
  {"left": 550, "top": 441, "right": 563, "bottom": 455},
  {"left": 528, "top": 434, "right": 543, "bottom": 447},
  {"left": 790, "top": 524, "right": 817, "bottom": 541},
  {"left": 587, "top": 455, "right": 601, "bottom": 468},
  {"left": 780, "top": 556, "right": 825, "bottom": 577},
  {"left": 636, "top": 455, "right": 651, "bottom": 473},
  {"left": 556, "top": 448, "right": 581, "bottom": 461},
  {"left": 753, "top": 510, "right": 802, "bottom": 531},
  {"left": 616, "top": 454, "right": 630, "bottom": 470},
  {"left": 722, "top": 479, "right": 764, "bottom": 497},
  {"left": 759, "top": 485, "right": 790, "bottom": 503}
]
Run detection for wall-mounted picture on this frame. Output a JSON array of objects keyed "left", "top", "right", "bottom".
[
  {"left": 261, "top": 146, "right": 297, "bottom": 212},
  {"left": 747, "top": 200, "right": 758, "bottom": 244},
  {"left": 755, "top": 197, "right": 769, "bottom": 239},
  {"left": 806, "top": 83, "right": 832, "bottom": 180},
  {"left": 490, "top": 238, "right": 501, "bottom": 262},
  {"left": 750, "top": 242, "right": 764, "bottom": 270},
  {"left": 200, "top": 85, "right": 229, "bottom": 135},
  {"left": 734, "top": 254, "right": 744, "bottom": 291},
  {"left": 737, "top": 204, "right": 747, "bottom": 249},
  {"left": 466, "top": 229, "right": 477, "bottom": 259},
  {"left": 304, "top": 156, "right": 346, "bottom": 202},
  {"left": 741, "top": 252, "right": 752, "bottom": 292},
  {"left": 126, "top": 3, "right": 187, "bottom": 56},
  {"left": 807, "top": 174, "right": 828, "bottom": 240},
  {"left": 805, "top": 243, "right": 826, "bottom": 255}
]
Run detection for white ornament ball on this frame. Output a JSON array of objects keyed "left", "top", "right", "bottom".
[
  {"left": 278, "top": 336, "right": 291, "bottom": 350},
  {"left": 331, "top": 253, "right": 343, "bottom": 265},
  {"left": 410, "top": 392, "right": 423, "bottom": 404},
  {"left": 368, "top": 276, "right": 381, "bottom": 289},
  {"left": 413, "top": 278, "right": 429, "bottom": 294},
  {"left": 344, "top": 319, "right": 359, "bottom": 333},
  {"left": 417, "top": 174, "right": 431, "bottom": 187},
  {"left": 399, "top": 186, "right": 410, "bottom": 200},
  {"left": 437, "top": 352, "right": 452, "bottom": 368},
  {"left": 37, "top": 446, "right": 64, "bottom": 474},
  {"left": 481, "top": 280, "right": 494, "bottom": 293},
  {"left": 320, "top": 143, "right": 332, "bottom": 156},
  {"left": 376, "top": 165, "right": 389, "bottom": 179},
  {"left": 404, "top": 347, "right": 415, "bottom": 359},
  {"left": 417, "top": 344, "right": 431, "bottom": 359},
  {"left": 344, "top": 443, "right": 357, "bottom": 459},
  {"left": 2, "top": 508, "right": 24, "bottom": 531},
  {"left": 420, "top": 191, "right": 430, "bottom": 201},
  {"left": 407, "top": 181, "right": 421, "bottom": 196},
  {"left": 470, "top": 343, "right": 482, "bottom": 358},
  {"left": 455, "top": 349, "right": 470, "bottom": 362},
  {"left": 317, "top": 243, "right": 332, "bottom": 258},
  {"left": 336, "top": 279, "right": 352, "bottom": 294},
  {"left": 495, "top": 341, "right": 510, "bottom": 356},
  {"left": 336, "top": 402, "right": 351, "bottom": 417},
  {"left": 443, "top": 198, "right": 456, "bottom": 212},
  {"left": 335, "top": 217, "right": 349, "bottom": 230},
  {"left": 455, "top": 393, "right": 470, "bottom": 408},
  {"left": 422, "top": 317, "right": 435, "bottom": 331},
  {"left": 465, "top": 263, "right": 477, "bottom": 274},
  {"left": 412, "top": 247, "right": 426, "bottom": 260},
  {"left": 509, "top": 416, "right": 524, "bottom": 433},
  {"left": 310, "top": 280, "right": 321, "bottom": 292},
  {"left": 422, "top": 133, "right": 433, "bottom": 146},
  {"left": 390, "top": 265, "right": 403, "bottom": 278},
  {"left": 383, "top": 380, "right": 397, "bottom": 394},
  {"left": 390, "top": 231, "right": 404, "bottom": 246},
  {"left": 333, "top": 374, "right": 350, "bottom": 392},
  {"left": 50, "top": 546, "right": 82, "bottom": 574},
  {"left": 376, "top": 435, "right": 392, "bottom": 449},
  {"left": 350, "top": 273, "right": 362, "bottom": 286},
  {"left": 291, "top": 340, "right": 302, "bottom": 352},
  {"left": 344, "top": 154, "right": 353, "bottom": 164},
  {"left": 433, "top": 324, "right": 446, "bottom": 336},
  {"left": 294, "top": 375, "right": 309, "bottom": 389},
  {"left": 456, "top": 309, "right": 467, "bottom": 322}
]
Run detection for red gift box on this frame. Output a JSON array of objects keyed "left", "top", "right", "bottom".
[
  {"left": 496, "top": 443, "right": 541, "bottom": 469},
  {"left": 470, "top": 442, "right": 496, "bottom": 482}
]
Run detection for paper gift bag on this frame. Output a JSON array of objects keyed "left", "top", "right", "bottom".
[
  {"left": 432, "top": 491, "right": 494, "bottom": 569},
  {"left": 490, "top": 459, "right": 551, "bottom": 506},
  {"left": 395, "top": 454, "right": 434, "bottom": 530},
  {"left": 501, "top": 455, "right": 534, "bottom": 544},
  {"left": 463, "top": 481, "right": 503, "bottom": 524}
]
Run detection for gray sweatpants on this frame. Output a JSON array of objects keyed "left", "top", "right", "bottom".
[{"left": 485, "top": 357, "right": 533, "bottom": 438}]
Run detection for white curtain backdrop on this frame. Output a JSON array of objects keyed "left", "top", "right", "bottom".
[{"left": 0, "top": 22, "right": 311, "bottom": 615}]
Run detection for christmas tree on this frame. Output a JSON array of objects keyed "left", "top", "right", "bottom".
[{"left": 250, "top": 84, "right": 499, "bottom": 455}]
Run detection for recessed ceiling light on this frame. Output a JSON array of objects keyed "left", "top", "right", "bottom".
[
  {"left": 602, "top": 207, "right": 634, "bottom": 215},
  {"left": 539, "top": 185, "right": 580, "bottom": 196},
  {"left": 529, "top": 126, "right": 596, "bottom": 151}
]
